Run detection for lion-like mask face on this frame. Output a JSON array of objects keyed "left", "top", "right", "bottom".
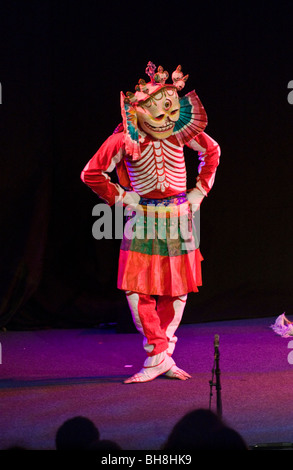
[{"left": 135, "top": 87, "right": 180, "bottom": 139}]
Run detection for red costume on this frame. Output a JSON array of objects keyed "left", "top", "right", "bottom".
[{"left": 81, "top": 62, "right": 220, "bottom": 383}]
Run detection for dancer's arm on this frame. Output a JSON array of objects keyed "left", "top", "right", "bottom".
[
  {"left": 81, "top": 132, "right": 126, "bottom": 206},
  {"left": 186, "top": 132, "right": 221, "bottom": 207}
]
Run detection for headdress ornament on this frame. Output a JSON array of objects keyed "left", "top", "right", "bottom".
[{"left": 124, "top": 61, "right": 188, "bottom": 105}]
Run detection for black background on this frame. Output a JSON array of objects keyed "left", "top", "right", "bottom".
[{"left": 0, "top": 1, "right": 292, "bottom": 330}]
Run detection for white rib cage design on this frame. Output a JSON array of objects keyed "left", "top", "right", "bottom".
[{"left": 125, "top": 139, "right": 186, "bottom": 195}]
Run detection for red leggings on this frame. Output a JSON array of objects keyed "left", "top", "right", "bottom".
[{"left": 126, "top": 291, "right": 187, "bottom": 357}]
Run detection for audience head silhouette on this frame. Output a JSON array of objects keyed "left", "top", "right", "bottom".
[
  {"left": 55, "top": 416, "right": 100, "bottom": 450},
  {"left": 163, "top": 408, "right": 248, "bottom": 450}
]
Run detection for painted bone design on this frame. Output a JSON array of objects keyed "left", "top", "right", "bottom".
[{"left": 125, "top": 138, "right": 186, "bottom": 194}]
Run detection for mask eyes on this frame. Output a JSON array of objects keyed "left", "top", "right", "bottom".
[
  {"left": 153, "top": 108, "right": 179, "bottom": 121},
  {"left": 154, "top": 114, "right": 165, "bottom": 121}
]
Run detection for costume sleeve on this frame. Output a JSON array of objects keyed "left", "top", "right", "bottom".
[
  {"left": 81, "top": 133, "right": 125, "bottom": 206},
  {"left": 187, "top": 132, "right": 221, "bottom": 196}
]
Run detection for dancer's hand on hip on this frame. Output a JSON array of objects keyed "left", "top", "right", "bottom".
[{"left": 187, "top": 187, "right": 205, "bottom": 212}]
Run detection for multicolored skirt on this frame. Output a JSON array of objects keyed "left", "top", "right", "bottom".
[{"left": 117, "top": 193, "right": 203, "bottom": 296}]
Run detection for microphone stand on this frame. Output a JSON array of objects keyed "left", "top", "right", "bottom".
[{"left": 209, "top": 334, "right": 222, "bottom": 419}]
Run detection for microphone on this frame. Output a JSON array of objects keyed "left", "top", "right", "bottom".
[
  {"left": 214, "top": 334, "right": 222, "bottom": 418},
  {"left": 209, "top": 334, "right": 222, "bottom": 418},
  {"left": 214, "top": 334, "right": 219, "bottom": 353}
]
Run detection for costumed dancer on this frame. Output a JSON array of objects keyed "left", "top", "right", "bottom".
[{"left": 81, "top": 62, "right": 221, "bottom": 383}]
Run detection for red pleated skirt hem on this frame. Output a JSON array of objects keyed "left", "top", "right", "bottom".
[{"left": 117, "top": 249, "right": 203, "bottom": 297}]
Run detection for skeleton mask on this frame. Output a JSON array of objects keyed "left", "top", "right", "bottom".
[
  {"left": 136, "top": 87, "right": 180, "bottom": 139},
  {"left": 120, "top": 62, "right": 208, "bottom": 160}
]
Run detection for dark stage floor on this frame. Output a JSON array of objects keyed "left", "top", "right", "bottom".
[{"left": 0, "top": 316, "right": 292, "bottom": 450}]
